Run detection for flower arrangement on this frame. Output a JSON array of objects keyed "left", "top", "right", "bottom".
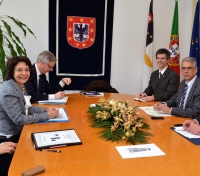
[{"left": 87, "top": 98, "right": 151, "bottom": 144}]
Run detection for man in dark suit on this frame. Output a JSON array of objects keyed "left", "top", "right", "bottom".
[
  {"left": 25, "top": 51, "right": 71, "bottom": 103},
  {"left": 154, "top": 57, "right": 200, "bottom": 118},
  {"left": 137, "top": 48, "right": 179, "bottom": 102}
]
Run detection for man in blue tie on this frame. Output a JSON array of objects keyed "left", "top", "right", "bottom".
[
  {"left": 137, "top": 48, "right": 179, "bottom": 102},
  {"left": 154, "top": 57, "right": 200, "bottom": 118},
  {"left": 25, "top": 51, "right": 72, "bottom": 103}
]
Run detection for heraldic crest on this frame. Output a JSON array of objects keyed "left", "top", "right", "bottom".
[{"left": 67, "top": 16, "right": 96, "bottom": 49}]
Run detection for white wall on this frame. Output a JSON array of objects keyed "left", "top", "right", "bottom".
[
  {"left": 0, "top": 0, "right": 49, "bottom": 61},
  {"left": 111, "top": 0, "right": 196, "bottom": 94},
  {"left": 1, "top": 0, "right": 196, "bottom": 94}
]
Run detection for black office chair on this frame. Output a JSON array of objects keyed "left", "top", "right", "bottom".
[{"left": 82, "top": 80, "right": 118, "bottom": 93}]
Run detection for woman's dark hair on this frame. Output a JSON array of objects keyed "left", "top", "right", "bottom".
[{"left": 5, "top": 56, "right": 34, "bottom": 81}]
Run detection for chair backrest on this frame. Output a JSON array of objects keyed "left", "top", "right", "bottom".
[{"left": 82, "top": 80, "right": 118, "bottom": 93}]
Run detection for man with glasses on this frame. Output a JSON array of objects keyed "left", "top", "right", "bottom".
[
  {"left": 154, "top": 57, "right": 200, "bottom": 118},
  {"left": 25, "top": 51, "right": 71, "bottom": 103}
]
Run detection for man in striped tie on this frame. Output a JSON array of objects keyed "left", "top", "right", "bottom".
[{"left": 154, "top": 57, "right": 200, "bottom": 118}]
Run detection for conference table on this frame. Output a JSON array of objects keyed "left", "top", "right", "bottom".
[{"left": 8, "top": 93, "right": 200, "bottom": 176}]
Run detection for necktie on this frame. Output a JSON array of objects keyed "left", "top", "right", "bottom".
[
  {"left": 179, "top": 83, "right": 188, "bottom": 108},
  {"left": 159, "top": 72, "right": 163, "bottom": 79},
  {"left": 38, "top": 75, "right": 42, "bottom": 94}
]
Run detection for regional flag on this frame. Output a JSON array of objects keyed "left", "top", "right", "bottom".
[
  {"left": 142, "top": 0, "right": 153, "bottom": 90},
  {"left": 49, "top": 0, "right": 114, "bottom": 90},
  {"left": 169, "top": 0, "right": 180, "bottom": 77},
  {"left": 189, "top": 0, "right": 199, "bottom": 76}
]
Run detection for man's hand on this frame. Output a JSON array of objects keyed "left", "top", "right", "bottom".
[
  {"left": 187, "top": 124, "right": 200, "bottom": 135},
  {"left": 54, "top": 91, "right": 65, "bottom": 99},
  {"left": 183, "top": 119, "right": 198, "bottom": 133},
  {"left": 153, "top": 102, "right": 171, "bottom": 114},
  {"left": 137, "top": 93, "right": 146, "bottom": 98},
  {"left": 0, "top": 142, "right": 17, "bottom": 154},
  {"left": 140, "top": 96, "right": 154, "bottom": 102},
  {"left": 46, "top": 108, "right": 59, "bottom": 119},
  {"left": 62, "top": 78, "right": 71, "bottom": 85}
]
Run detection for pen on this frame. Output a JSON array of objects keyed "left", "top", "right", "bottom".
[{"left": 41, "top": 149, "right": 61, "bottom": 153}]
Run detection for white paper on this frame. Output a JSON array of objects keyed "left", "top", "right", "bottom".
[
  {"left": 38, "top": 97, "right": 69, "bottom": 104},
  {"left": 64, "top": 90, "right": 80, "bottom": 94},
  {"left": 174, "top": 127, "right": 200, "bottom": 139},
  {"left": 116, "top": 143, "right": 165, "bottom": 159},
  {"left": 48, "top": 108, "right": 69, "bottom": 122},
  {"left": 134, "top": 98, "right": 146, "bottom": 102},
  {"left": 139, "top": 106, "right": 171, "bottom": 116}
]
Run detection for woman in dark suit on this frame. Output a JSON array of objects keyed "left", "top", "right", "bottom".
[{"left": 0, "top": 56, "right": 59, "bottom": 176}]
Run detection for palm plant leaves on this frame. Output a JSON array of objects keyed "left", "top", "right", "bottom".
[{"left": 0, "top": 1, "right": 35, "bottom": 81}]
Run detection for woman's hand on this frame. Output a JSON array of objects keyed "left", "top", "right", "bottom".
[
  {"left": 46, "top": 108, "right": 59, "bottom": 119},
  {"left": 0, "top": 142, "right": 17, "bottom": 155}
]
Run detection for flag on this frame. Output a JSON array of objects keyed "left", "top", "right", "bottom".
[
  {"left": 169, "top": 0, "right": 180, "bottom": 77},
  {"left": 49, "top": 0, "right": 114, "bottom": 90},
  {"left": 189, "top": 0, "right": 199, "bottom": 76},
  {"left": 142, "top": 0, "right": 153, "bottom": 90}
]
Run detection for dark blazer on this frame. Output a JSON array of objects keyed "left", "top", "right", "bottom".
[
  {"left": 143, "top": 67, "right": 179, "bottom": 101},
  {"left": 165, "top": 76, "right": 200, "bottom": 119},
  {"left": 24, "top": 64, "right": 64, "bottom": 103}
]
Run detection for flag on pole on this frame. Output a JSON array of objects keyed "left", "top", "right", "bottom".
[
  {"left": 169, "top": 0, "right": 180, "bottom": 78},
  {"left": 189, "top": 0, "right": 199, "bottom": 76},
  {"left": 142, "top": 0, "right": 153, "bottom": 90}
]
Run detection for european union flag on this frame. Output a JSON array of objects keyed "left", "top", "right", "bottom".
[{"left": 189, "top": 0, "right": 199, "bottom": 76}]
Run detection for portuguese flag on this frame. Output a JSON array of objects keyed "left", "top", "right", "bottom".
[{"left": 169, "top": 0, "right": 180, "bottom": 78}]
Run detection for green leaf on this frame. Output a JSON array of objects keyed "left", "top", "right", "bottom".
[
  {"left": 7, "top": 16, "right": 36, "bottom": 38},
  {"left": 11, "top": 31, "right": 26, "bottom": 55},
  {"left": 0, "top": 26, "right": 6, "bottom": 80},
  {"left": 6, "top": 16, "right": 27, "bottom": 37},
  {"left": 20, "top": 21, "right": 36, "bottom": 38},
  {"left": 5, "top": 37, "right": 17, "bottom": 56},
  {"left": 2, "top": 20, "right": 12, "bottom": 36}
]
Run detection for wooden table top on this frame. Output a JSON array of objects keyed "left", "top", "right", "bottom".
[{"left": 8, "top": 93, "right": 200, "bottom": 176}]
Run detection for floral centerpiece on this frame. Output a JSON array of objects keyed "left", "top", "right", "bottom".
[{"left": 87, "top": 98, "right": 151, "bottom": 144}]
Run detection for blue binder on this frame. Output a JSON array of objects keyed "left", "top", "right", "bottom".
[{"left": 170, "top": 127, "right": 200, "bottom": 145}]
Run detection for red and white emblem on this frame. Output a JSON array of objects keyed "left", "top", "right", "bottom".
[{"left": 66, "top": 16, "right": 96, "bottom": 49}]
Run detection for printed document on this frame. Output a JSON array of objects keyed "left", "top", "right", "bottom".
[
  {"left": 174, "top": 127, "right": 200, "bottom": 139},
  {"left": 139, "top": 106, "right": 171, "bottom": 116},
  {"left": 116, "top": 143, "right": 165, "bottom": 159}
]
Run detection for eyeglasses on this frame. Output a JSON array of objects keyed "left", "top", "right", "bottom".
[
  {"left": 15, "top": 69, "right": 31, "bottom": 73},
  {"left": 181, "top": 67, "right": 196, "bottom": 71},
  {"left": 46, "top": 63, "right": 54, "bottom": 69}
]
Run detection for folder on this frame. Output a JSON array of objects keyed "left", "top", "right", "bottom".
[
  {"left": 170, "top": 127, "right": 200, "bottom": 145},
  {"left": 38, "top": 97, "right": 69, "bottom": 104},
  {"left": 31, "top": 129, "right": 82, "bottom": 150}
]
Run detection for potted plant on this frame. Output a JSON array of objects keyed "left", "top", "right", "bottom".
[{"left": 0, "top": 0, "right": 35, "bottom": 83}]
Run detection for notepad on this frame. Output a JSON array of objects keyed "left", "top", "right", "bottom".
[
  {"left": 38, "top": 97, "right": 69, "bottom": 104},
  {"left": 48, "top": 108, "right": 69, "bottom": 122},
  {"left": 38, "top": 108, "right": 70, "bottom": 123}
]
